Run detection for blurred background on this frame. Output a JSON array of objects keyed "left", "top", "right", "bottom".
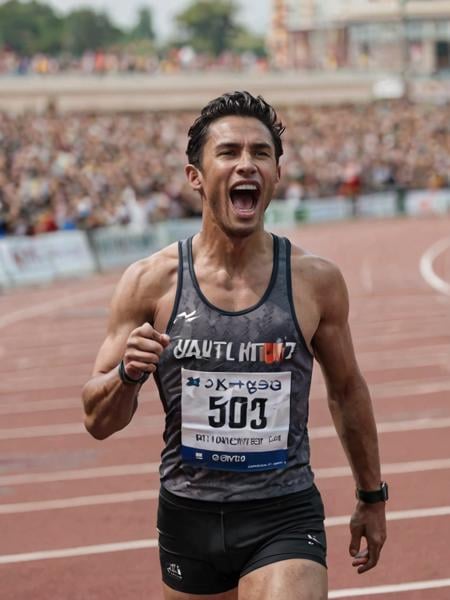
[
  {"left": 0, "top": 0, "right": 449, "bottom": 273},
  {"left": 1, "top": 4, "right": 450, "bottom": 599}
]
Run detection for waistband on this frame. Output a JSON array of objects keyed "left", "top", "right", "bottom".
[{"left": 159, "top": 483, "right": 318, "bottom": 514}]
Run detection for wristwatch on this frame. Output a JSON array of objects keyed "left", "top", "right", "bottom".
[{"left": 356, "top": 481, "right": 389, "bottom": 503}]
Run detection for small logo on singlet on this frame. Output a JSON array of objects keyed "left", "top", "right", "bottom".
[
  {"left": 166, "top": 562, "right": 183, "bottom": 580},
  {"left": 174, "top": 310, "right": 199, "bottom": 323}
]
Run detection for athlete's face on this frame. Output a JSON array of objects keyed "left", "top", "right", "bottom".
[{"left": 185, "top": 116, "right": 281, "bottom": 237}]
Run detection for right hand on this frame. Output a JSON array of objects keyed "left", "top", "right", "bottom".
[{"left": 122, "top": 322, "right": 170, "bottom": 379}]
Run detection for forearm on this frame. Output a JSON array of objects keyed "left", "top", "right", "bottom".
[
  {"left": 82, "top": 366, "right": 141, "bottom": 440},
  {"left": 328, "top": 375, "right": 381, "bottom": 489}
]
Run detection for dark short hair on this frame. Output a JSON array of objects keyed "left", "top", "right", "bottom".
[{"left": 186, "top": 91, "right": 285, "bottom": 168}]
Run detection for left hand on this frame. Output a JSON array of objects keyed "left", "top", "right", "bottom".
[{"left": 349, "top": 501, "right": 387, "bottom": 574}]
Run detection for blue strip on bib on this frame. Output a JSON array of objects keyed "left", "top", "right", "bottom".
[{"left": 181, "top": 446, "right": 288, "bottom": 472}]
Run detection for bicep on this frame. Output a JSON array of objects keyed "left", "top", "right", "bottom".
[
  {"left": 91, "top": 264, "right": 152, "bottom": 375},
  {"left": 311, "top": 266, "right": 361, "bottom": 393},
  {"left": 313, "top": 319, "right": 360, "bottom": 393}
]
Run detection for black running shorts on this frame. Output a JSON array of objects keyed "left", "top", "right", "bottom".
[{"left": 158, "top": 484, "right": 327, "bottom": 595}]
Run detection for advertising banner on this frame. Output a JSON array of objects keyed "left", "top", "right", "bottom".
[
  {"left": 0, "top": 231, "right": 95, "bottom": 286},
  {"left": 405, "top": 189, "right": 450, "bottom": 216},
  {"left": 356, "top": 192, "right": 397, "bottom": 218}
]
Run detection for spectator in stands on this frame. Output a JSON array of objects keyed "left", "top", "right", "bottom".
[{"left": 0, "top": 100, "right": 449, "bottom": 236}]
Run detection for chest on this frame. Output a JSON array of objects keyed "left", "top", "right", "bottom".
[{"left": 195, "top": 267, "right": 273, "bottom": 313}]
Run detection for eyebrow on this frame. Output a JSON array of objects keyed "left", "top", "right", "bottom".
[{"left": 215, "top": 142, "right": 274, "bottom": 152}]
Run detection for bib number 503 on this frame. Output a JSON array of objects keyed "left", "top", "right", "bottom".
[{"left": 208, "top": 396, "right": 267, "bottom": 430}]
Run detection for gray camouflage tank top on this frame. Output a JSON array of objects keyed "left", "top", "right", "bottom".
[{"left": 154, "top": 234, "right": 315, "bottom": 501}]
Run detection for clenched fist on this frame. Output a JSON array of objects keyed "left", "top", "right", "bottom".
[{"left": 122, "top": 322, "right": 170, "bottom": 380}]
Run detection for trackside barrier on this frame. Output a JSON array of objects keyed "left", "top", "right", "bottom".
[
  {"left": 157, "top": 218, "right": 202, "bottom": 247},
  {"left": 405, "top": 189, "right": 450, "bottom": 216},
  {"left": 89, "top": 219, "right": 202, "bottom": 271},
  {"left": 265, "top": 189, "right": 450, "bottom": 225},
  {"left": 355, "top": 192, "right": 397, "bottom": 218},
  {"left": 88, "top": 226, "right": 162, "bottom": 271},
  {"left": 0, "top": 254, "right": 9, "bottom": 288},
  {"left": 0, "top": 230, "right": 95, "bottom": 287},
  {"left": 265, "top": 197, "right": 353, "bottom": 224},
  {"left": 1, "top": 191, "right": 449, "bottom": 290}
]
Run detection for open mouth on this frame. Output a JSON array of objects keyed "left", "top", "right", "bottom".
[{"left": 229, "top": 183, "right": 260, "bottom": 216}]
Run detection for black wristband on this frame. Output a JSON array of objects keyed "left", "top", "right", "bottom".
[
  {"left": 118, "top": 360, "right": 150, "bottom": 385},
  {"left": 356, "top": 481, "right": 389, "bottom": 503}
]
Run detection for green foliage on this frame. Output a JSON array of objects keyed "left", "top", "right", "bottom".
[
  {"left": 130, "top": 6, "right": 155, "bottom": 41},
  {"left": 0, "top": 0, "right": 63, "bottom": 54},
  {"left": 175, "top": 0, "right": 241, "bottom": 56},
  {"left": 62, "top": 8, "right": 122, "bottom": 56},
  {"left": 0, "top": 0, "right": 265, "bottom": 60},
  {"left": 230, "top": 30, "right": 267, "bottom": 57}
]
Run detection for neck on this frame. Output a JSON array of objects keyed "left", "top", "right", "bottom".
[{"left": 194, "top": 225, "right": 272, "bottom": 274}]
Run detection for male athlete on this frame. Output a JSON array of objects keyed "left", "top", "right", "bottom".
[{"left": 82, "top": 91, "right": 387, "bottom": 600}]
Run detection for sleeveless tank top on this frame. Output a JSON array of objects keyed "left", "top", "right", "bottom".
[{"left": 154, "top": 234, "right": 315, "bottom": 501}]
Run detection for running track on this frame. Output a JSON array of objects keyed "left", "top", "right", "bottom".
[{"left": 1, "top": 216, "right": 450, "bottom": 599}]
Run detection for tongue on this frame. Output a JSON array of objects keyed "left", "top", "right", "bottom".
[{"left": 231, "top": 191, "right": 254, "bottom": 210}]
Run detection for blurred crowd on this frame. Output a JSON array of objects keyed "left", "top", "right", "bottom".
[
  {"left": 0, "top": 48, "right": 268, "bottom": 76},
  {"left": 0, "top": 100, "right": 449, "bottom": 236}
]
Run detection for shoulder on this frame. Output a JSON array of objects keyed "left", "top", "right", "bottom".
[
  {"left": 289, "top": 241, "right": 348, "bottom": 318},
  {"left": 289, "top": 242, "right": 344, "bottom": 289},
  {"left": 111, "top": 242, "right": 179, "bottom": 319}
]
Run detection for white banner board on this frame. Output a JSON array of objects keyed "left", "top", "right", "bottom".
[{"left": 0, "top": 231, "right": 95, "bottom": 286}]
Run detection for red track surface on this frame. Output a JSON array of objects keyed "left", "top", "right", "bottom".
[{"left": 1, "top": 216, "right": 450, "bottom": 599}]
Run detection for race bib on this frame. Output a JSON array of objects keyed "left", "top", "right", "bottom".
[{"left": 181, "top": 368, "right": 291, "bottom": 472}]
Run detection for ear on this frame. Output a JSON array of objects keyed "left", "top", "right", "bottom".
[{"left": 185, "top": 164, "right": 203, "bottom": 192}]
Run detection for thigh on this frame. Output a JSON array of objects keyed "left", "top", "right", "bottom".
[
  {"left": 163, "top": 583, "right": 237, "bottom": 600},
  {"left": 238, "top": 559, "right": 327, "bottom": 600},
  {"left": 158, "top": 489, "right": 239, "bottom": 595}
]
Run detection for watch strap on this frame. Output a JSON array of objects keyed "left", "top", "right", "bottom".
[{"left": 356, "top": 481, "right": 389, "bottom": 503}]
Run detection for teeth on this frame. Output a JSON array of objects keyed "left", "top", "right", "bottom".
[{"left": 233, "top": 184, "right": 257, "bottom": 191}]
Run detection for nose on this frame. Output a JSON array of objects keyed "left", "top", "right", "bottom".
[{"left": 236, "top": 151, "right": 257, "bottom": 175}]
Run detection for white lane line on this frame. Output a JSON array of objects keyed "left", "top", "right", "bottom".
[
  {"left": 0, "top": 284, "right": 113, "bottom": 330},
  {"left": 1, "top": 546, "right": 449, "bottom": 600},
  {"left": 420, "top": 237, "right": 450, "bottom": 296},
  {"left": 0, "top": 415, "right": 164, "bottom": 440},
  {"left": 310, "top": 416, "right": 450, "bottom": 439},
  {"left": 0, "top": 490, "right": 159, "bottom": 514},
  {"left": 372, "top": 379, "right": 450, "bottom": 399},
  {"left": 360, "top": 259, "right": 374, "bottom": 294},
  {"left": 311, "top": 378, "right": 450, "bottom": 401},
  {"left": 325, "top": 505, "right": 450, "bottom": 527},
  {"left": 1, "top": 506, "right": 450, "bottom": 564},
  {"left": 0, "top": 397, "right": 81, "bottom": 415},
  {"left": 316, "top": 457, "right": 450, "bottom": 479},
  {"left": 0, "top": 394, "right": 154, "bottom": 415},
  {"left": 2, "top": 346, "right": 448, "bottom": 416},
  {"left": 2, "top": 468, "right": 450, "bottom": 519},
  {"left": 354, "top": 328, "right": 450, "bottom": 345},
  {"left": 0, "top": 539, "right": 158, "bottom": 565},
  {"left": 1, "top": 414, "right": 449, "bottom": 441},
  {"left": 3, "top": 457, "right": 450, "bottom": 487},
  {"left": 0, "top": 462, "right": 160, "bottom": 485},
  {"left": 329, "top": 578, "right": 450, "bottom": 598}
]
